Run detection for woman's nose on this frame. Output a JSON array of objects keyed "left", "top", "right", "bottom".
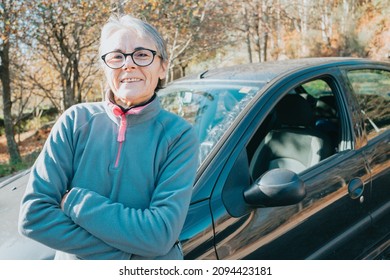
[{"left": 123, "top": 56, "right": 136, "bottom": 69}]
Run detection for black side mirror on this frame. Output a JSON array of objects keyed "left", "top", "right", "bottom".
[{"left": 244, "top": 169, "right": 306, "bottom": 207}]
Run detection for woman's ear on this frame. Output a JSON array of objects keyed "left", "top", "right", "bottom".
[{"left": 159, "top": 61, "right": 168, "bottom": 80}]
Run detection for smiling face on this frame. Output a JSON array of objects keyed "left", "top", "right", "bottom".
[{"left": 101, "top": 28, "right": 167, "bottom": 107}]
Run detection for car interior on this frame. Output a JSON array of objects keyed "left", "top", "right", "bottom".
[{"left": 247, "top": 78, "right": 341, "bottom": 181}]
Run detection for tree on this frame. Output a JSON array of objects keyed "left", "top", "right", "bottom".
[
  {"left": 232, "top": 0, "right": 291, "bottom": 62},
  {"left": 242, "top": 4, "right": 254, "bottom": 63},
  {"left": 121, "top": 0, "right": 235, "bottom": 82},
  {"left": 27, "top": 0, "right": 110, "bottom": 111},
  {"left": 0, "top": 0, "right": 23, "bottom": 164}
]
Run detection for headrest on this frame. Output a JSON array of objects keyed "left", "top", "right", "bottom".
[
  {"left": 316, "top": 95, "right": 337, "bottom": 118},
  {"left": 276, "top": 94, "right": 313, "bottom": 127}
]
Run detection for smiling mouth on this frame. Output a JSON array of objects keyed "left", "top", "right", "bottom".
[{"left": 121, "top": 78, "right": 143, "bottom": 83}]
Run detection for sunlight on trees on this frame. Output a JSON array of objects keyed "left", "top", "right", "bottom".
[{"left": 1, "top": 0, "right": 389, "bottom": 165}]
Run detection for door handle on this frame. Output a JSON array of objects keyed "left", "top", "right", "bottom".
[{"left": 347, "top": 178, "right": 365, "bottom": 200}]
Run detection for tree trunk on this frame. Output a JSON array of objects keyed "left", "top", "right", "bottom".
[
  {"left": 65, "top": 77, "right": 75, "bottom": 109},
  {"left": 255, "top": 20, "right": 262, "bottom": 62},
  {"left": 74, "top": 58, "right": 82, "bottom": 104},
  {"left": 0, "top": 42, "right": 22, "bottom": 164},
  {"left": 263, "top": 31, "right": 268, "bottom": 62},
  {"left": 243, "top": 5, "right": 253, "bottom": 63}
]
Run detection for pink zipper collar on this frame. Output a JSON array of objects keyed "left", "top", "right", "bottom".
[{"left": 108, "top": 102, "right": 149, "bottom": 142}]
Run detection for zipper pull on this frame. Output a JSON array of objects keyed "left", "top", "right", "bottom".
[{"left": 117, "top": 114, "right": 127, "bottom": 142}]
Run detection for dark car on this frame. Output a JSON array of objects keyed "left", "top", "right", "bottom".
[
  {"left": 158, "top": 57, "right": 390, "bottom": 260},
  {"left": 0, "top": 58, "right": 389, "bottom": 259}
]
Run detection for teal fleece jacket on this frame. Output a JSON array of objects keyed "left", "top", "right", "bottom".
[{"left": 18, "top": 96, "right": 199, "bottom": 260}]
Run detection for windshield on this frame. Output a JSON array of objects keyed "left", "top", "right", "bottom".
[{"left": 158, "top": 83, "right": 262, "bottom": 164}]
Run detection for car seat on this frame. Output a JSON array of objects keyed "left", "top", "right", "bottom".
[
  {"left": 314, "top": 95, "right": 339, "bottom": 148},
  {"left": 250, "top": 94, "right": 334, "bottom": 180}
]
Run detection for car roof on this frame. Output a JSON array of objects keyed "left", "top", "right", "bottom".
[{"left": 171, "top": 57, "right": 390, "bottom": 84}]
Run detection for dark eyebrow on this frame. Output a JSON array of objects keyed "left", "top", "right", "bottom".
[
  {"left": 134, "top": 47, "right": 157, "bottom": 52},
  {"left": 110, "top": 47, "right": 156, "bottom": 53}
]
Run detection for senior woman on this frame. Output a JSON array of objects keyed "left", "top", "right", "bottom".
[{"left": 18, "top": 15, "right": 199, "bottom": 260}]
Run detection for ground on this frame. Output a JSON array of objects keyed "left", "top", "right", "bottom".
[{"left": 0, "top": 128, "right": 50, "bottom": 164}]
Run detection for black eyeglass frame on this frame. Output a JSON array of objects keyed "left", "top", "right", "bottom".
[{"left": 101, "top": 48, "right": 158, "bottom": 69}]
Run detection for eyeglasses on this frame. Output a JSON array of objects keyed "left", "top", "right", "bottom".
[{"left": 101, "top": 48, "right": 158, "bottom": 69}]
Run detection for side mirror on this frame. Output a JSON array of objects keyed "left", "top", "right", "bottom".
[{"left": 244, "top": 169, "right": 306, "bottom": 207}]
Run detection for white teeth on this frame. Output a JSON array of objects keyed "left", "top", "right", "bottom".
[{"left": 121, "top": 78, "right": 141, "bottom": 83}]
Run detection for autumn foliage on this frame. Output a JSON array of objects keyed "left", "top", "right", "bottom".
[{"left": 1, "top": 0, "right": 390, "bottom": 167}]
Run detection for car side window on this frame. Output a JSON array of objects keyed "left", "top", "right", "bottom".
[
  {"left": 346, "top": 69, "right": 390, "bottom": 139},
  {"left": 247, "top": 78, "right": 340, "bottom": 181}
]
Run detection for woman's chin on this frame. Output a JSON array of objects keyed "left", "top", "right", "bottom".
[{"left": 114, "top": 90, "right": 136, "bottom": 104}]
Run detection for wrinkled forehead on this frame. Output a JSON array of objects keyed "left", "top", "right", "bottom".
[{"left": 100, "top": 27, "right": 156, "bottom": 54}]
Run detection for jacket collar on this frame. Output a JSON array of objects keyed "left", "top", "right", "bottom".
[
  {"left": 104, "top": 90, "right": 161, "bottom": 127},
  {"left": 107, "top": 90, "right": 157, "bottom": 114}
]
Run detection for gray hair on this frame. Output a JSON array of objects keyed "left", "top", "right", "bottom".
[{"left": 99, "top": 14, "right": 168, "bottom": 63}]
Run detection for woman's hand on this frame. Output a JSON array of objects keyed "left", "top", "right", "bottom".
[{"left": 61, "top": 191, "right": 70, "bottom": 210}]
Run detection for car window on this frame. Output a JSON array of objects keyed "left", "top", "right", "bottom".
[
  {"left": 158, "top": 83, "right": 262, "bottom": 163},
  {"left": 247, "top": 78, "right": 340, "bottom": 181},
  {"left": 346, "top": 69, "right": 390, "bottom": 139}
]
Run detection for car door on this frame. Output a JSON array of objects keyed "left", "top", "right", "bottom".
[
  {"left": 344, "top": 66, "right": 390, "bottom": 256},
  {"left": 209, "top": 68, "right": 372, "bottom": 259},
  {"left": 344, "top": 66, "right": 390, "bottom": 213},
  {"left": 180, "top": 159, "right": 224, "bottom": 260}
]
